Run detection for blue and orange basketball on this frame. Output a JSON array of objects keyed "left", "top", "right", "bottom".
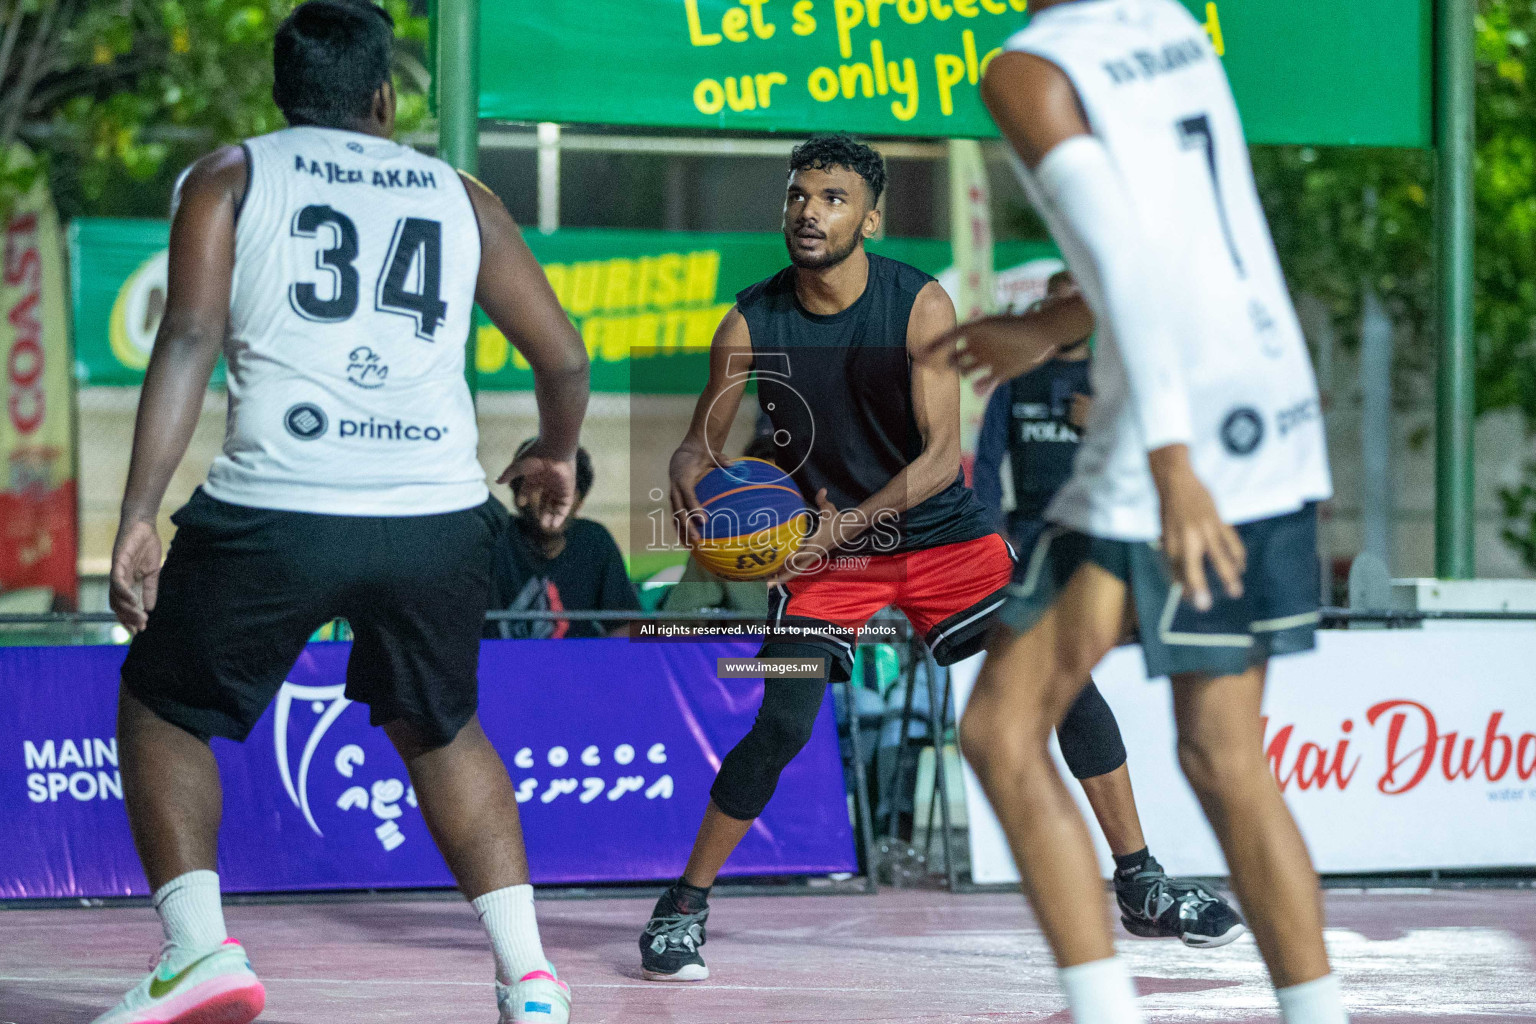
[{"left": 690, "top": 458, "right": 812, "bottom": 581}]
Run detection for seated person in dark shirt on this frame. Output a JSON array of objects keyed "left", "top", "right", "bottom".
[{"left": 487, "top": 439, "right": 641, "bottom": 639}]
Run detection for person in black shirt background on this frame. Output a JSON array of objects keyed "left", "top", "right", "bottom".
[
  {"left": 486, "top": 439, "right": 640, "bottom": 639},
  {"left": 974, "top": 270, "right": 1242, "bottom": 949},
  {"left": 975, "top": 271, "right": 1092, "bottom": 544}
]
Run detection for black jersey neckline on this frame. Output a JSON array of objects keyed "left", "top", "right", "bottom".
[{"left": 787, "top": 259, "right": 877, "bottom": 326}]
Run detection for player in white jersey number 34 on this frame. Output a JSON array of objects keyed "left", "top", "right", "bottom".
[
  {"left": 99, "top": 4, "right": 589, "bottom": 1024},
  {"left": 929, "top": 2, "right": 1343, "bottom": 1024}
]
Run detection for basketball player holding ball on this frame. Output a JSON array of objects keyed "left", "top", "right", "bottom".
[
  {"left": 640, "top": 134, "right": 1008, "bottom": 981},
  {"left": 640, "top": 135, "right": 1234, "bottom": 982}
]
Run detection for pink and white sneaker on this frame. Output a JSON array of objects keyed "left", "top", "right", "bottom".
[
  {"left": 91, "top": 938, "right": 265, "bottom": 1024},
  {"left": 496, "top": 961, "right": 571, "bottom": 1023}
]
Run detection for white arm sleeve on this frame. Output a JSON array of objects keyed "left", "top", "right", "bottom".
[{"left": 1031, "top": 135, "right": 1193, "bottom": 451}]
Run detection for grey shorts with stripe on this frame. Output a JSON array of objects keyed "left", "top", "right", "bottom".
[{"left": 997, "top": 504, "right": 1322, "bottom": 680}]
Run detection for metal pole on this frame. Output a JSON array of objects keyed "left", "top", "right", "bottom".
[
  {"left": 537, "top": 122, "right": 562, "bottom": 234},
  {"left": 1360, "top": 273, "right": 1394, "bottom": 574},
  {"left": 920, "top": 650, "right": 958, "bottom": 892},
  {"left": 836, "top": 679, "right": 881, "bottom": 894},
  {"left": 886, "top": 653, "right": 919, "bottom": 850},
  {"left": 1435, "top": 0, "right": 1476, "bottom": 579},
  {"left": 436, "top": 0, "right": 480, "bottom": 396}
]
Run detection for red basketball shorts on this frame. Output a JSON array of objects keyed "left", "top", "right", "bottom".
[{"left": 764, "top": 533, "right": 1016, "bottom": 680}]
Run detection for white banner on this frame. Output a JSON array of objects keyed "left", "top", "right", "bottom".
[{"left": 951, "top": 629, "right": 1536, "bottom": 883}]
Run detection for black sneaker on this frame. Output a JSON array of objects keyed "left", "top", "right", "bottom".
[
  {"left": 639, "top": 886, "right": 710, "bottom": 981},
  {"left": 1116, "top": 856, "right": 1245, "bottom": 948}
]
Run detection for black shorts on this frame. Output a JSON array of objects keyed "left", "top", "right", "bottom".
[
  {"left": 121, "top": 488, "right": 504, "bottom": 746},
  {"left": 998, "top": 503, "right": 1321, "bottom": 679}
]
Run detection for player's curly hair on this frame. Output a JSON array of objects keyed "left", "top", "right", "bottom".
[{"left": 789, "top": 134, "right": 887, "bottom": 205}]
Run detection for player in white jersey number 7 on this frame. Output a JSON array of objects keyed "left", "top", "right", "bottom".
[
  {"left": 99, "top": 3, "right": 587, "bottom": 1024},
  {"left": 924, "top": 2, "right": 1344, "bottom": 1024}
]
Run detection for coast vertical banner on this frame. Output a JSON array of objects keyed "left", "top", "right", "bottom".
[{"left": 1, "top": 173, "right": 77, "bottom": 607}]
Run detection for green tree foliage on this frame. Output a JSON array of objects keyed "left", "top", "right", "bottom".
[
  {"left": 1, "top": 0, "right": 429, "bottom": 219},
  {"left": 1250, "top": 147, "right": 1435, "bottom": 406}
]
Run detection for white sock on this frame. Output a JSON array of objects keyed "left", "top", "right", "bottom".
[
  {"left": 1277, "top": 974, "right": 1349, "bottom": 1024},
  {"left": 472, "top": 884, "right": 547, "bottom": 984},
  {"left": 1058, "top": 957, "right": 1142, "bottom": 1024},
  {"left": 152, "top": 870, "right": 228, "bottom": 960}
]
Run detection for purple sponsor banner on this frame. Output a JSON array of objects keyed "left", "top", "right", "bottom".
[{"left": 1, "top": 640, "right": 856, "bottom": 898}]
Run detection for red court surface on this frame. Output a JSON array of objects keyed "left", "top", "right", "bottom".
[{"left": 4, "top": 887, "right": 1535, "bottom": 1023}]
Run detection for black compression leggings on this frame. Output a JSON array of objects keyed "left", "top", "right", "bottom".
[
  {"left": 710, "top": 645, "right": 829, "bottom": 820},
  {"left": 710, "top": 652, "right": 1131, "bottom": 821},
  {"left": 1057, "top": 679, "right": 1128, "bottom": 780}
]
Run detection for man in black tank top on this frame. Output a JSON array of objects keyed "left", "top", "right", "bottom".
[
  {"left": 638, "top": 135, "right": 1016, "bottom": 982},
  {"left": 736, "top": 253, "right": 996, "bottom": 554}
]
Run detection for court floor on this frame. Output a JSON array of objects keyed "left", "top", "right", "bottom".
[{"left": 4, "top": 887, "right": 1535, "bottom": 1023}]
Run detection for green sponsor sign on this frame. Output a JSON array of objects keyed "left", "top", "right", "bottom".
[
  {"left": 68, "top": 218, "right": 209, "bottom": 388},
  {"left": 68, "top": 218, "right": 1055, "bottom": 391},
  {"left": 468, "top": 0, "right": 1430, "bottom": 148}
]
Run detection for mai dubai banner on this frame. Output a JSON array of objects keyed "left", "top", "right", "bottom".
[
  {"left": 2, "top": 169, "right": 77, "bottom": 607},
  {"left": 952, "top": 629, "right": 1536, "bottom": 882},
  {"left": 1, "top": 640, "right": 856, "bottom": 898},
  {"left": 462, "top": 0, "right": 1430, "bottom": 147},
  {"left": 67, "top": 218, "right": 1055, "bottom": 392}
]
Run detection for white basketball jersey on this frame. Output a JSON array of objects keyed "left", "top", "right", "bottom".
[
  {"left": 1006, "top": 0, "right": 1332, "bottom": 540},
  {"left": 202, "top": 126, "right": 487, "bottom": 516}
]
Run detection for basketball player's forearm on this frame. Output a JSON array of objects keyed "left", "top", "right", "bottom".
[
  {"left": 850, "top": 452, "right": 954, "bottom": 533},
  {"left": 682, "top": 373, "right": 744, "bottom": 461},
  {"left": 1147, "top": 443, "right": 1197, "bottom": 490},
  {"left": 680, "top": 307, "right": 752, "bottom": 464},
  {"left": 121, "top": 333, "right": 221, "bottom": 522},
  {"left": 1007, "top": 295, "right": 1094, "bottom": 353},
  {"left": 531, "top": 358, "right": 589, "bottom": 459}
]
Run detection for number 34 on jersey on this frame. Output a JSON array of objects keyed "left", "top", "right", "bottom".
[{"left": 288, "top": 204, "right": 447, "bottom": 342}]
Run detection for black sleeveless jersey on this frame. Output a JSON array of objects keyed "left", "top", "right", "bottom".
[
  {"left": 737, "top": 253, "right": 994, "bottom": 555},
  {"left": 1007, "top": 357, "right": 1092, "bottom": 522}
]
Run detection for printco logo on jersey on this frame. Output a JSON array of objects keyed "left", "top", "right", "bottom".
[
  {"left": 1263, "top": 701, "right": 1536, "bottom": 800},
  {"left": 285, "top": 402, "right": 328, "bottom": 440},
  {"left": 339, "top": 417, "right": 449, "bottom": 442},
  {"left": 272, "top": 682, "right": 680, "bottom": 857},
  {"left": 1220, "top": 407, "right": 1264, "bottom": 456},
  {"left": 22, "top": 736, "right": 123, "bottom": 803},
  {"left": 282, "top": 403, "right": 449, "bottom": 443}
]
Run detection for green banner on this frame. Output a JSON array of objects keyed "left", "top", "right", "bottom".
[
  {"left": 469, "top": 0, "right": 1430, "bottom": 148},
  {"left": 68, "top": 218, "right": 202, "bottom": 388},
  {"left": 68, "top": 218, "right": 1056, "bottom": 392}
]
